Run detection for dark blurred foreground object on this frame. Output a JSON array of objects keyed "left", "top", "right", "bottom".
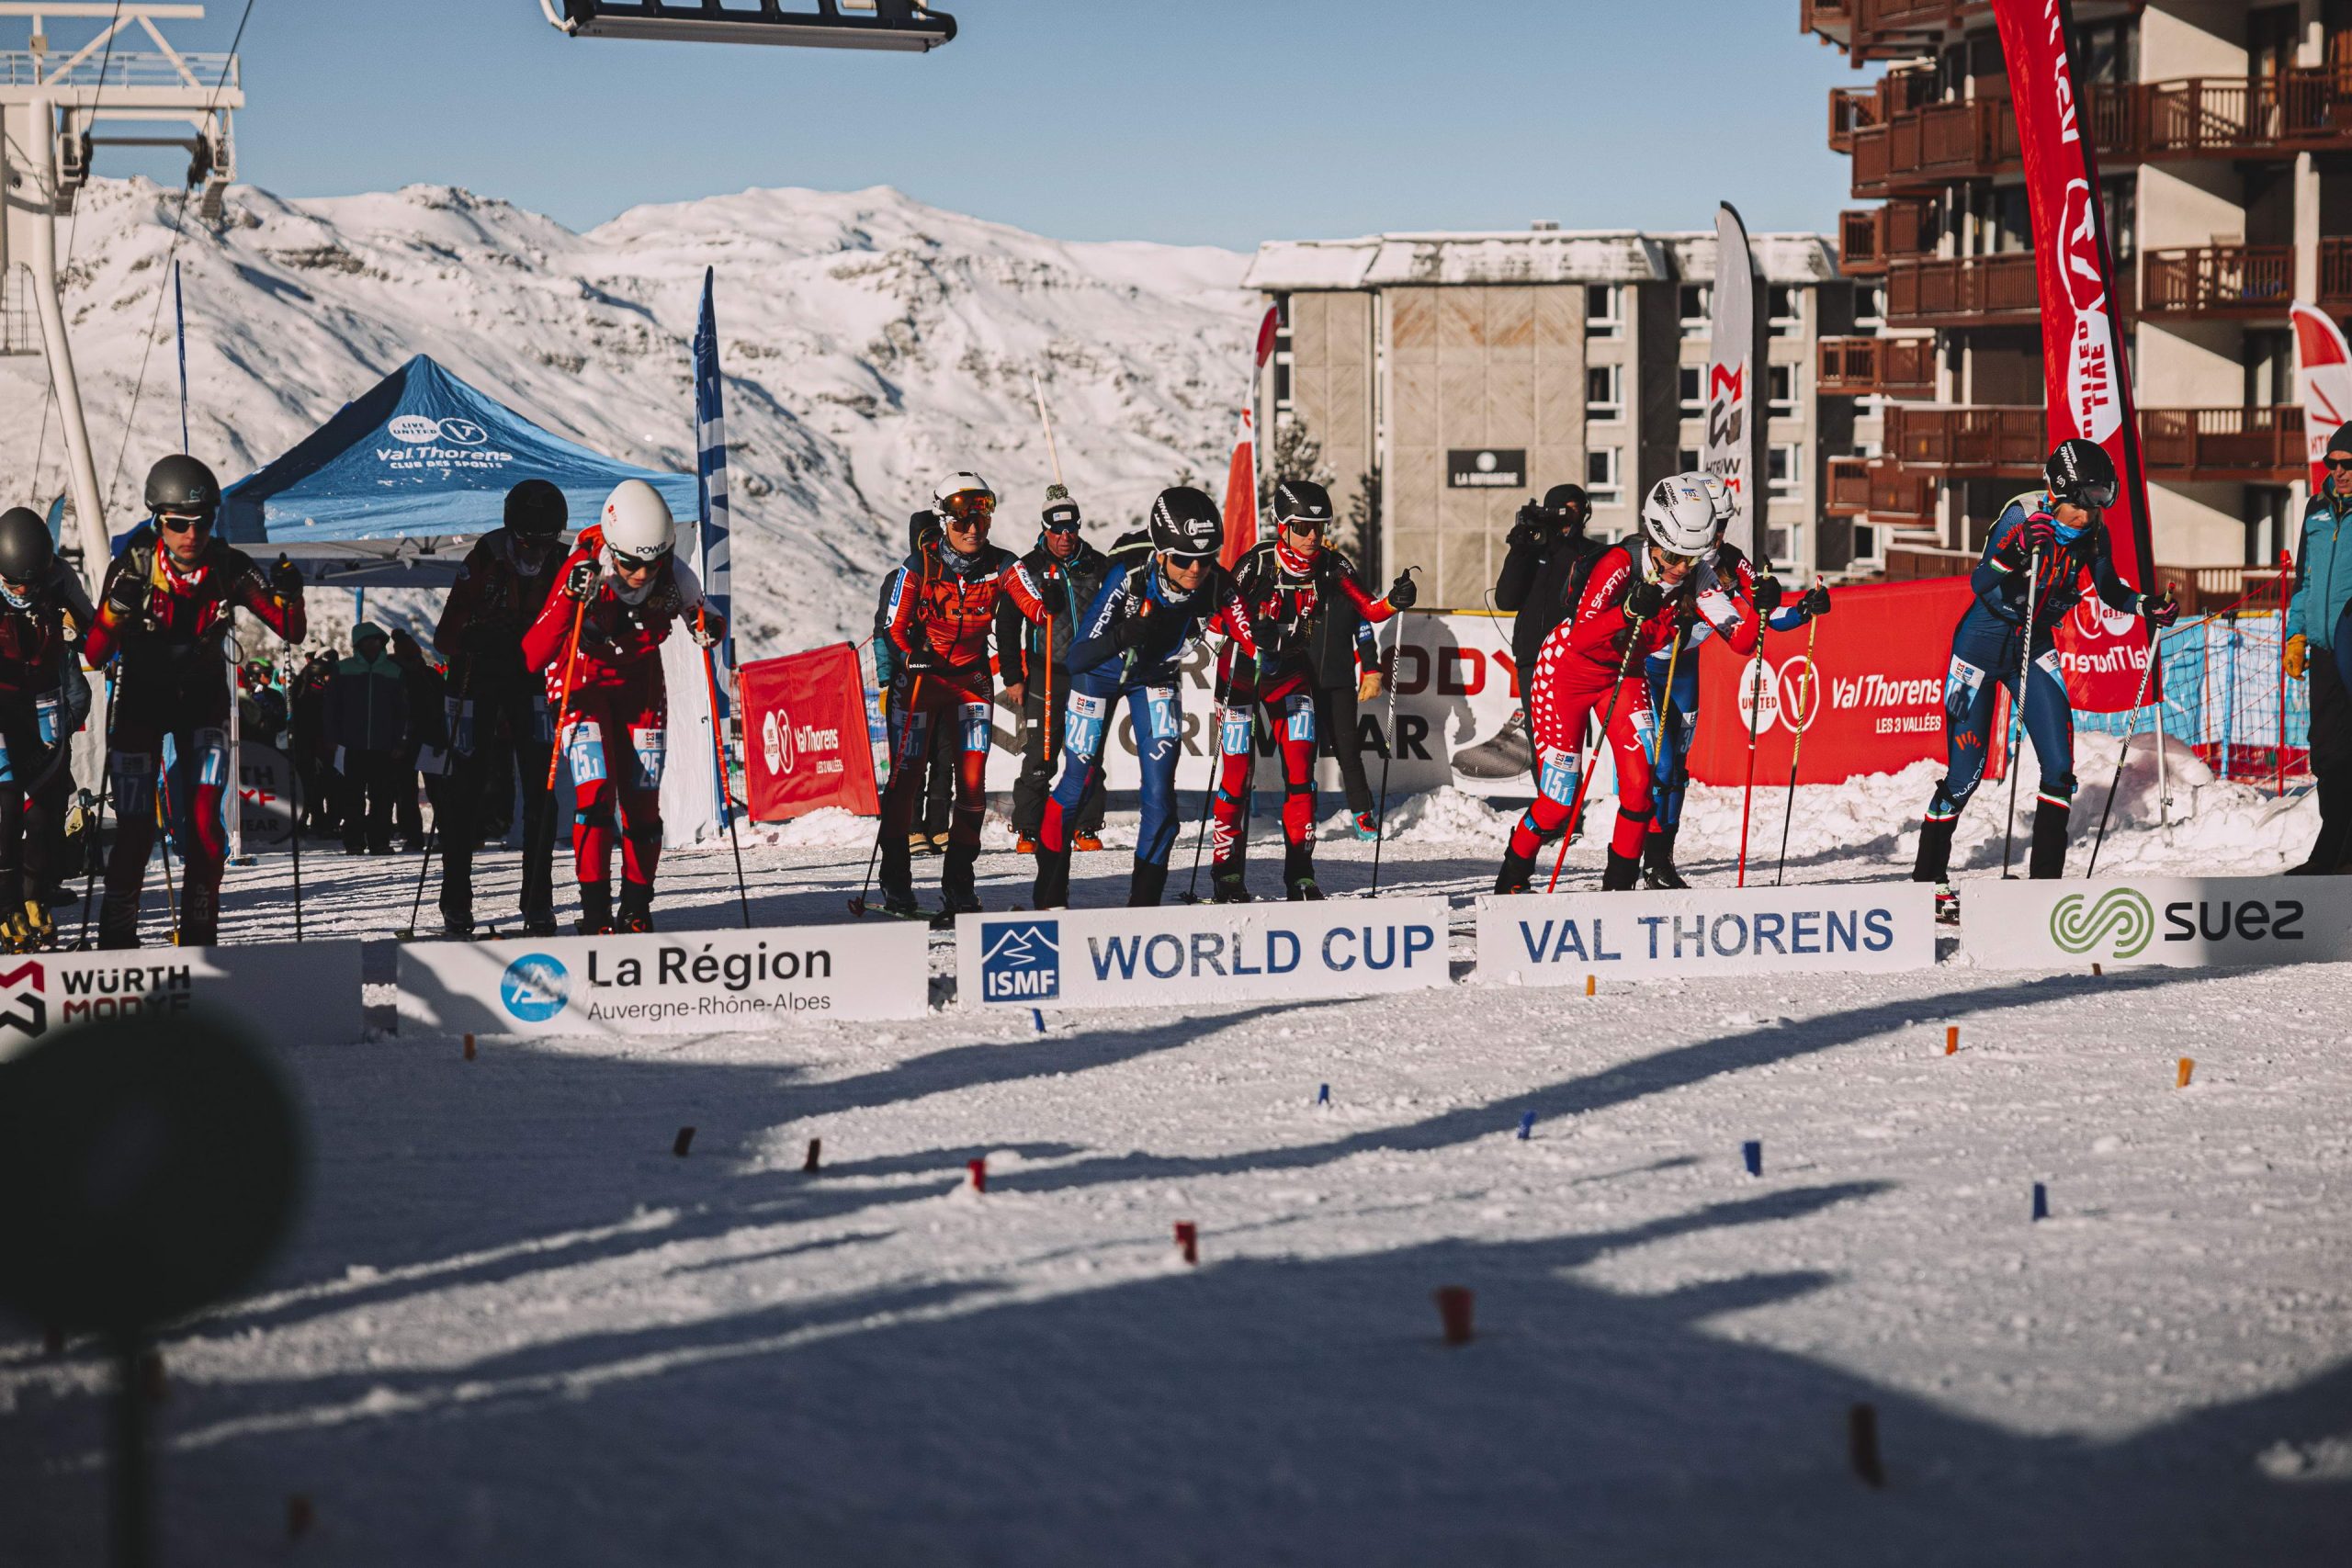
[
  {"left": 0, "top": 1011, "right": 303, "bottom": 1568},
  {"left": 543, "top": 0, "right": 956, "bottom": 51}
]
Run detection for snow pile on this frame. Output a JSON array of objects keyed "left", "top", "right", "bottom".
[
  {"left": 4, "top": 178, "right": 1252, "bottom": 654},
  {"left": 1366, "top": 786, "right": 1515, "bottom": 847}
]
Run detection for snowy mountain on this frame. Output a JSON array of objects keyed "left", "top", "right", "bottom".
[{"left": 0, "top": 178, "right": 1253, "bottom": 654}]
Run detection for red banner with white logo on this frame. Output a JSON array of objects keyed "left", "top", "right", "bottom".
[
  {"left": 1689, "top": 578, "right": 1975, "bottom": 785},
  {"left": 1993, "top": 0, "right": 2159, "bottom": 712},
  {"left": 740, "top": 643, "right": 879, "bottom": 822},
  {"left": 2292, "top": 301, "right": 2352, "bottom": 493}
]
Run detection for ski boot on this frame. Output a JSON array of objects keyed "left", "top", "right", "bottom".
[
  {"left": 1210, "top": 863, "right": 1251, "bottom": 904},
  {"left": 1031, "top": 844, "right": 1072, "bottom": 911},
  {"left": 908, "top": 830, "right": 934, "bottom": 859},
  {"left": 96, "top": 888, "right": 140, "bottom": 950},
  {"left": 576, "top": 882, "right": 615, "bottom": 936},
  {"left": 2, "top": 899, "right": 51, "bottom": 953},
  {"left": 520, "top": 908, "right": 560, "bottom": 937},
  {"left": 1284, "top": 841, "right": 1325, "bottom": 902},
  {"left": 1351, "top": 811, "right": 1380, "bottom": 841},
  {"left": 1600, "top": 849, "right": 1642, "bottom": 891},
  {"left": 1933, "top": 883, "right": 1961, "bottom": 926},
  {"left": 1072, "top": 831, "right": 1105, "bottom": 852},
  {"left": 616, "top": 882, "right": 655, "bottom": 934},
  {"left": 1911, "top": 805, "right": 1959, "bottom": 886},
  {"left": 936, "top": 843, "right": 982, "bottom": 926},
  {"left": 2027, "top": 797, "right": 2072, "bottom": 880},
  {"left": 1126, "top": 859, "right": 1168, "bottom": 908},
  {"left": 437, "top": 895, "right": 476, "bottom": 942},
  {"left": 1494, "top": 845, "right": 1536, "bottom": 896},
  {"left": 1014, "top": 834, "right": 1040, "bottom": 855},
  {"left": 1640, "top": 828, "right": 1690, "bottom": 890}
]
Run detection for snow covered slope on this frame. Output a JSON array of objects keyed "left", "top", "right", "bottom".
[{"left": 0, "top": 178, "right": 1252, "bottom": 652}]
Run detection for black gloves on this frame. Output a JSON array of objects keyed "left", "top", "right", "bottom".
[
  {"left": 269, "top": 556, "right": 304, "bottom": 599},
  {"left": 1752, "top": 575, "right": 1783, "bottom": 615},
  {"left": 563, "top": 558, "right": 602, "bottom": 602},
  {"left": 1625, "top": 578, "right": 1667, "bottom": 621},
  {"left": 900, "top": 643, "right": 944, "bottom": 675},
  {"left": 1110, "top": 608, "right": 1154, "bottom": 650},
  {"left": 1385, "top": 571, "right": 1418, "bottom": 611},
  {"left": 1799, "top": 583, "right": 1832, "bottom": 617},
  {"left": 2143, "top": 590, "right": 2180, "bottom": 628}
]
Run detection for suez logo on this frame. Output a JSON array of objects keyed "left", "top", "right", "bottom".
[
  {"left": 978, "top": 915, "right": 1439, "bottom": 1000},
  {"left": 2047, "top": 887, "right": 2308, "bottom": 960},
  {"left": 500, "top": 940, "right": 843, "bottom": 1023},
  {"left": 758, "top": 705, "right": 843, "bottom": 777},
  {"left": 0, "top": 959, "right": 198, "bottom": 1035},
  {"left": 1511, "top": 904, "right": 1900, "bottom": 965}
]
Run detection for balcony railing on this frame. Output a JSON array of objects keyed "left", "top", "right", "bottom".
[
  {"left": 1886, "top": 253, "right": 2038, "bottom": 323},
  {"left": 1818, "top": 335, "right": 1938, "bottom": 397},
  {"left": 2142, "top": 245, "right": 2294, "bottom": 317},
  {"left": 1884, "top": 405, "right": 2045, "bottom": 474},
  {"left": 2140, "top": 406, "right": 2304, "bottom": 479},
  {"left": 2141, "top": 70, "right": 2352, "bottom": 159},
  {"left": 1826, "top": 457, "right": 1938, "bottom": 522},
  {"left": 2324, "top": 237, "right": 2352, "bottom": 311},
  {"left": 1838, "top": 199, "right": 1933, "bottom": 276}
]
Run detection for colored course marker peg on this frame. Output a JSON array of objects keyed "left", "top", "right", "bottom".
[
  {"left": 287, "top": 1495, "right": 315, "bottom": 1540},
  {"left": 462, "top": 1032, "right": 476, "bottom": 1061},
  {"left": 2031, "top": 1181, "right": 2050, "bottom": 1222},
  {"left": 1585, "top": 974, "right": 1596, "bottom": 998},
  {"left": 1031, "top": 1008, "right": 1046, "bottom": 1034},
  {"left": 802, "top": 1138, "right": 822, "bottom": 1174},
  {"left": 1517, "top": 1111, "right": 1535, "bottom": 1142},
  {"left": 673, "top": 1127, "right": 695, "bottom": 1158},
  {"left": 1742, "top": 1140, "right": 1763, "bottom": 1179},
  {"left": 2177, "top": 1056, "right": 2195, "bottom": 1089},
  {"left": 1173, "top": 1221, "right": 1198, "bottom": 1266},
  {"left": 967, "top": 1156, "right": 988, "bottom": 1193},
  {"left": 1944, "top": 1025, "right": 1958, "bottom": 1056},
  {"left": 1849, "top": 1404, "right": 1886, "bottom": 1488},
  {"left": 1316, "top": 1083, "right": 1330, "bottom": 1107},
  {"left": 1433, "top": 1285, "right": 1475, "bottom": 1347}
]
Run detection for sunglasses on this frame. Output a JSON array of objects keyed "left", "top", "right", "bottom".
[
  {"left": 1653, "top": 547, "right": 1699, "bottom": 568},
  {"left": 158, "top": 512, "right": 211, "bottom": 535},
  {"left": 609, "top": 550, "right": 662, "bottom": 573},
  {"left": 2326, "top": 457, "right": 2352, "bottom": 470},
  {"left": 1282, "top": 516, "right": 1325, "bottom": 535}
]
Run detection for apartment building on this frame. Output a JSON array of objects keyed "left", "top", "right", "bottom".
[
  {"left": 1240, "top": 229, "right": 1856, "bottom": 611},
  {"left": 1805, "top": 0, "right": 2352, "bottom": 586}
]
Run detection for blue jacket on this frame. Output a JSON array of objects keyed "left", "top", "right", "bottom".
[
  {"left": 2288, "top": 483, "right": 2352, "bottom": 651},
  {"left": 1066, "top": 559, "right": 1256, "bottom": 694},
  {"left": 1964, "top": 490, "right": 2141, "bottom": 649}
]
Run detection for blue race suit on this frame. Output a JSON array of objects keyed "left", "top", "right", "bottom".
[
  {"left": 1040, "top": 558, "right": 1257, "bottom": 877},
  {"left": 1915, "top": 491, "right": 2147, "bottom": 882}
]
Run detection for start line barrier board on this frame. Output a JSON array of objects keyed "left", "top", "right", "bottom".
[
  {"left": 956, "top": 898, "right": 1453, "bottom": 1011},
  {"left": 1962, "top": 876, "right": 2352, "bottom": 970},
  {"left": 398, "top": 921, "right": 932, "bottom": 1039},
  {"left": 1478, "top": 883, "right": 1938, "bottom": 984},
  {"left": 0, "top": 939, "right": 366, "bottom": 1061}
]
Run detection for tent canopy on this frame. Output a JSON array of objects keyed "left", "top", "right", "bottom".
[{"left": 220, "top": 355, "right": 697, "bottom": 586}]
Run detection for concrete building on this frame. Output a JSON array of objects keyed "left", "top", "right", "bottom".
[
  {"left": 1241, "top": 229, "right": 1855, "bottom": 611},
  {"left": 1804, "top": 0, "right": 2352, "bottom": 595}
]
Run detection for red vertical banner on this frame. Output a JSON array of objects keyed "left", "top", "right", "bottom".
[
  {"left": 739, "top": 643, "right": 879, "bottom": 822},
  {"left": 2291, "top": 301, "right": 2352, "bottom": 493},
  {"left": 1219, "top": 406, "right": 1257, "bottom": 570},
  {"left": 1993, "top": 0, "right": 2159, "bottom": 712}
]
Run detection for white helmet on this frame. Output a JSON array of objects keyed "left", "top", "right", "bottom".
[
  {"left": 933, "top": 470, "right": 997, "bottom": 524},
  {"left": 600, "top": 479, "right": 675, "bottom": 564},
  {"left": 1641, "top": 473, "right": 1720, "bottom": 557},
  {"left": 1700, "top": 473, "right": 1736, "bottom": 532}
]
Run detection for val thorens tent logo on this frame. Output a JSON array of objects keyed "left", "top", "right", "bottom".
[
  {"left": 981, "top": 919, "right": 1059, "bottom": 1001},
  {"left": 2049, "top": 887, "right": 2154, "bottom": 958},
  {"left": 0, "top": 959, "right": 44, "bottom": 1034}
]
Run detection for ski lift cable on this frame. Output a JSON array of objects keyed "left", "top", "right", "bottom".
[
  {"left": 28, "top": 0, "right": 129, "bottom": 513},
  {"left": 105, "top": 0, "right": 254, "bottom": 514}
]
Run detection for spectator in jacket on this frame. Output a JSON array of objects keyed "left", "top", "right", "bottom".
[
  {"left": 996, "top": 486, "right": 1111, "bottom": 852},
  {"left": 1482, "top": 483, "right": 1597, "bottom": 791},
  {"left": 2286, "top": 420, "right": 2352, "bottom": 874},
  {"left": 327, "top": 622, "right": 413, "bottom": 854},
  {"left": 288, "top": 649, "right": 340, "bottom": 836},
  {"left": 874, "top": 510, "right": 959, "bottom": 857},
  {"left": 387, "top": 628, "right": 442, "bottom": 852}
]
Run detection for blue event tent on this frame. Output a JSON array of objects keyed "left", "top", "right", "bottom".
[{"left": 220, "top": 355, "right": 697, "bottom": 586}]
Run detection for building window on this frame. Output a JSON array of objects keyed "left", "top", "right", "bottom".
[
  {"left": 1585, "top": 284, "right": 1623, "bottom": 339},
  {"left": 1852, "top": 523, "right": 1880, "bottom": 561},
  {"left": 1679, "top": 364, "right": 1704, "bottom": 416},
  {"left": 1768, "top": 443, "right": 1803, "bottom": 496},
  {"left": 1766, "top": 525, "right": 1797, "bottom": 570},
  {"left": 1679, "top": 284, "right": 1711, "bottom": 338},
  {"left": 1769, "top": 363, "right": 1798, "bottom": 417},
  {"left": 1854, "top": 282, "right": 1885, "bottom": 328},
  {"left": 1586, "top": 446, "right": 1622, "bottom": 499},
  {"left": 2101, "top": 177, "right": 2136, "bottom": 265},
  {"left": 1678, "top": 446, "right": 1702, "bottom": 473},
  {"left": 1766, "top": 286, "right": 1802, "bottom": 337},
  {"left": 1272, "top": 293, "right": 1294, "bottom": 412},
  {"left": 1585, "top": 363, "right": 1623, "bottom": 422}
]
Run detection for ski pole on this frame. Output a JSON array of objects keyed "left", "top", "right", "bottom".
[
  {"left": 1545, "top": 611, "right": 1652, "bottom": 894},
  {"left": 154, "top": 789, "right": 178, "bottom": 947},
  {"left": 700, "top": 604, "right": 752, "bottom": 929},
  {"left": 398, "top": 662, "right": 469, "bottom": 940},
  {"left": 1181, "top": 641, "right": 1247, "bottom": 904},
  {"left": 2086, "top": 620, "right": 2165, "bottom": 877},
  {"left": 543, "top": 592, "right": 590, "bottom": 793},
  {"left": 1999, "top": 546, "right": 2045, "bottom": 879},
  {"left": 849, "top": 670, "right": 925, "bottom": 917},
  {"left": 1733, "top": 626, "right": 1770, "bottom": 886},
  {"left": 76, "top": 669, "right": 118, "bottom": 949},
  {"left": 1771, "top": 612, "right": 1820, "bottom": 886},
  {"left": 287, "top": 731, "right": 304, "bottom": 942},
  {"left": 1368, "top": 598, "right": 1410, "bottom": 897}
]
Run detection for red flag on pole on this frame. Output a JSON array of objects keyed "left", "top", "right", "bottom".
[
  {"left": 2291, "top": 301, "right": 2352, "bottom": 494},
  {"left": 1993, "top": 0, "right": 2160, "bottom": 711},
  {"left": 1219, "top": 406, "right": 1257, "bottom": 570}
]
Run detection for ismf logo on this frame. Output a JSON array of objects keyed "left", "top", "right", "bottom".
[
  {"left": 500, "top": 953, "right": 571, "bottom": 1022},
  {"left": 0, "top": 959, "right": 45, "bottom": 1035},
  {"left": 980, "top": 919, "right": 1059, "bottom": 1002},
  {"left": 2049, "top": 888, "right": 2154, "bottom": 959}
]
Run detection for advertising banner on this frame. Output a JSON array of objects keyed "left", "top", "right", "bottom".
[
  {"left": 1991, "top": 0, "right": 2158, "bottom": 712},
  {"left": 0, "top": 939, "right": 365, "bottom": 1061},
  {"left": 741, "top": 643, "right": 880, "bottom": 822},
  {"left": 1689, "top": 577, "right": 1973, "bottom": 785},
  {"left": 1704, "top": 202, "right": 1759, "bottom": 559},
  {"left": 957, "top": 897, "right": 1452, "bottom": 1011},
  {"left": 2292, "top": 301, "right": 2351, "bottom": 494},
  {"left": 1961, "top": 876, "right": 2352, "bottom": 970},
  {"left": 1477, "top": 882, "right": 1935, "bottom": 985},
  {"left": 397, "top": 920, "right": 930, "bottom": 1039},
  {"left": 236, "top": 741, "right": 298, "bottom": 851}
]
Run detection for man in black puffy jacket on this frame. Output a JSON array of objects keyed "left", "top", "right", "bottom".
[
  {"left": 996, "top": 486, "right": 1113, "bottom": 852},
  {"left": 1473, "top": 483, "right": 1600, "bottom": 791}
]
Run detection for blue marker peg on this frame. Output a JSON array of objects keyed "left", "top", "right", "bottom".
[
  {"left": 1316, "top": 1083, "right": 1330, "bottom": 1106},
  {"left": 1517, "top": 1111, "right": 1535, "bottom": 1141},
  {"left": 1742, "top": 1140, "right": 1763, "bottom": 1178},
  {"left": 1030, "top": 1008, "right": 1046, "bottom": 1033},
  {"left": 2031, "top": 1182, "right": 2049, "bottom": 1222}
]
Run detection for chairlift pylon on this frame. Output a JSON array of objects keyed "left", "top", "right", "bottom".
[{"left": 540, "top": 0, "right": 956, "bottom": 51}]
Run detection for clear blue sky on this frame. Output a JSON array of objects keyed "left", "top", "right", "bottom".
[{"left": 85, "top": 0, "right": 1859, "bottom": 247}]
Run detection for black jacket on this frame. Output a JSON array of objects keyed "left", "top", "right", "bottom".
[
  {"left": 995, "top": 535, "right": 1114, "bottom": 691},
  {"left": 1496, "top": 525, "right": 1604, "bottom": 685}
]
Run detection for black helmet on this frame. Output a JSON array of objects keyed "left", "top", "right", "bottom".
[
  {"left": 1272, "top": 479, "right": 1334, "bottom": 531},
  {"left": 144, "top": 453, "right": 220, "bottom": 520},
  {"left": 0, "top": 507, "right": 52, "bottom": 585},
  {"left": 1539, "top": 482, "right": 1590, "bottom": 520},
  {"left": 504, "top": 479, "right": 567, "bottom": 538},
  {"left": 2045, "top": 439, "right": 2119, "bottom": 511},
  {"left": 1148, "top": 487, "right": 1223, "bottom": 561}
]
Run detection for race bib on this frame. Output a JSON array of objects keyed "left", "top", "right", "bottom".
[
  {"left": 630, "top": 726, "right": 667, "bottom": 789},
  {"left": 1064, "top": 692, "right": 1108, "bottom": 759},
  {"left": 1537, "top": 747, "right": 1580, "bottom": 806},
  {"left": 1218, "top": 706, "right": 1253, "bottom": 756},
  {"left": 1283, "top": 691, "right": 1316, "bottom": 745},
  {"left": 192, "top": 728, "right": 230, "bottom": 790},
  {"left": 959, "top": 701, "right": 991, "bottom": 754},
  {"left": 568, "top": 719, "right": 608, "bottom": 786},
  {"left": 1141, "top": 686, "right": 1180, "bottom": 749}
]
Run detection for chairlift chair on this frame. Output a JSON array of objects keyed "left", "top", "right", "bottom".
[{"left": 540, "top": 0, "right": 956, "bottom": 51}]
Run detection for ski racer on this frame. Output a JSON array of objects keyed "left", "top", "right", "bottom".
[
  {"left": 1494, "top": 473, "right": 1715, "bottom": 895},
  {"left": 875, "top": 472, "right": 1047, "bottom": 919},
  {"left": 0, "top": 507, "right": 92, "bottom": 950},
  {"left": 1031, "top": 486, "right": 1259, "bottom": 910},
  {"left": 1909, "top": 439, "right": 2177, "bottom": 912},
  {"left": 521, "top": 479, "right": 723, "bottom": 935},
  {"left": 1205, "top": 479, "right": 1412, "bottom": 901},
  {"left": 433, "top": 478, "right": 570, "bottom": 936},
  {"left": 996, "top": 485, "right": 1112, "bottom": 855},
  {"left": 85, "top": 455, "right": 308, "bottom": 948}
]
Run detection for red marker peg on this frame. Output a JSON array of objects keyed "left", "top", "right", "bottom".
[
  {"left": 1173, "top": 1221, "right": 1198, "bottom": 1265},
  {"left": 802, "top": 1137, "right": 822, "bottom": 1173},
  {"left": 1433, "top": 1286, "right": 1475, "bottom": 1346},
  {"left": 462, "top": 1032, "right": 476, "bottom": 1061},
  {"left": 673, "top": 1127, "right": 695, "bottom": 1157},
  {"left": 967, "top": 1156, "right": 987, "bottom": 1193},
  {"left": 1944, "top": 1025, "right": 1958, "bottom": 1056},
  {"left": 287, "top": 1495, "right": 315, "bottom": 1540}
]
